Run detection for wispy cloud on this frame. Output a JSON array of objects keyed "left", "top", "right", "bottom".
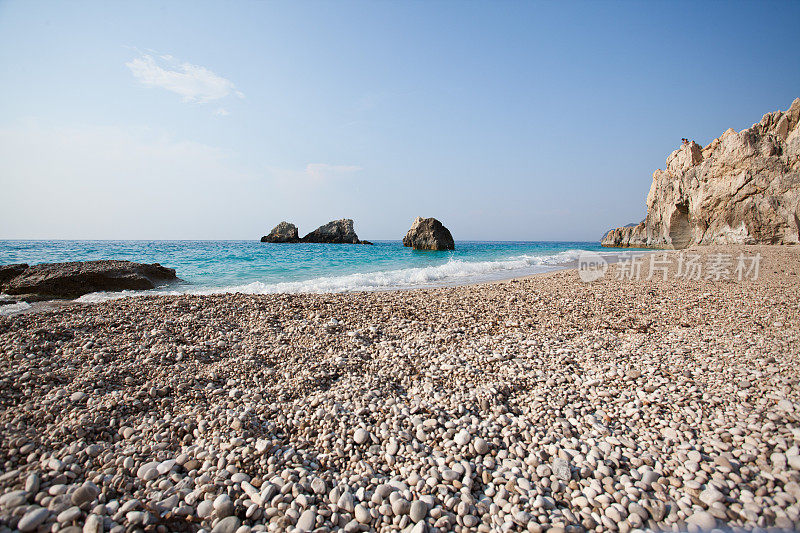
[
  {"left": 126, "top": 52, "right": 244, "bottom": 104},
  {"left": 214, "top": 108, "right": 230, "bottom": 117}
]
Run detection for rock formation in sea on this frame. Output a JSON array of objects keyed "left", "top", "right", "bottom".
[
  {"left": 602, "top": 97, "right": 800, "bottom": 248},
  {"left": 260, "top": 221, "right": 300, "bottom": 243},
  {"left": 301, "top": 219, "right": 364, "bottom": 244},
  {"left": 260, "top": 219, "right": 371, "bottom": 244},
  {"left": 0, "top": 260, "right": 178, "bottom": 300},
  {"left": 403, "top": 217, "right": 455, "bottom": 250}
]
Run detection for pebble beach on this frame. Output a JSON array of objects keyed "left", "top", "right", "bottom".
[{"left": 1, "top": 244, "right": 799, "bottom": 533}]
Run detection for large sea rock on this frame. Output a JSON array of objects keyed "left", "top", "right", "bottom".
[
  {"left": 403, "top": 217, "right": 455, "bottom": 250},
  {"left": 0, "top": 260, "right": 178, "bottom": 300},
  {"left": 602, "top": 97, "right": 800, "bottom": 248},
  {"left": 261, "top": 221, "right": 300, "bottom": 243},
  {"left": 301, "top": 219, "right": 364, "bottom": 244}
]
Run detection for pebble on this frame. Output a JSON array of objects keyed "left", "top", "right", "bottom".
[
  {"left": 197, "top": 499, "right": 214, "bottom": 518},
  {"left": 18, "top": 507, "right": 50, "bottom": 532},
  {"left": 211, "top": 516, "right": 241, "bottom": 533},
  {"left": 296, "top": 508, "right": 316, "bottom": 532},
  {"left": 82, "top": 514, "right": 102, "bottom": 533},
  {"left": 441, "top": 468, "right": 459, "bottom": 481},
  {"left": 354, "top": 503, "right": 370, "bottom": 523},
  {"left": 71, "top": 485, "right": 98, "bottom": 507},
  {"left": 392, "top": 497, "right": 411, "bottom": 516},
  {"left": 157, "top": 459, "right": 176, "bottom": 474},
  {"left": 699, "top": 487, "right": 724, "bottom": 506},
  {"left": 136, "top": 461, "right": 159, "bottom": 481},
  {"left": 57, "top": 506, "right": 82, "bottom": 523},
  {"left": 0, "top": 489, "right": 27, "bottom": 508},
  {"left": 70, "top": 391, "right": 87, "bottom": 402},
  {"left": 353, "top": 428, "right": 369, "bottom": 444},
  {"left": 410, "top": 522, "right": 427, "bottom": 533},
  {"left": 686, "top": 510, "right": 717, "bottom": 529},
  {"left": 551, "top": 458, "right": 571, "bottom": 481},
  {"left": 126, "top": 511, "right": 149, "bottom": 525},
  {"left": 213, "top": 493, "right": 234, "bottom": 517},
  {"left": 337, "top": 491, "right": 355, "bottom": 513},
  {"left": 25, "top": 473, "right": 40, "bottom": 493},
  {"left": 410, "top": 499, "right": 428, "bottom": 522},
  {"left": 641, "top": 469, "right": 660, "bottom": 485},
  {"left": 454, "top": 429, "right": 471, "bottom": 446},
  {"left": 474, "top": 437, "right": 489, "bottom": 454}
]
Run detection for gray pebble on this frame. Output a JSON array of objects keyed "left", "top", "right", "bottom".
[
  {"left": 18, "top": 507, "right": 50, "bottom": 531},
  {"left": 211, "top": 516, "right": 241, "bottom": 533}
]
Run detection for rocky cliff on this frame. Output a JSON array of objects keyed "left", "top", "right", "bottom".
[{"left": 602, "top": 98, "right": 800, "bottom": 248}]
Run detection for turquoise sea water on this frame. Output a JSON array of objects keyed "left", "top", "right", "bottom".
[{"left": 0, "top": 240, "right": 622, "bottom": 301}]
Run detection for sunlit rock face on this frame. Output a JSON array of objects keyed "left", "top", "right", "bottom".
[{"left": 602, "top": 98, "right": 800, "bottom": 249}]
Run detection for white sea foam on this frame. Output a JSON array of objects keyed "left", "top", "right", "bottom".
[
  {"left": 199, "top": 250, "right": 581, "bottom": 294},
  {"left": 76, "top": 248, "right": 630, "bottom": 303},
  {"left": 0, "top": 301, "right": 32, "bottom": 315}
]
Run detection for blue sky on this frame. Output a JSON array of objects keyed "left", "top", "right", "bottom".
[{"left": 1, "top": 1, "right": 798, "bottom": 240}]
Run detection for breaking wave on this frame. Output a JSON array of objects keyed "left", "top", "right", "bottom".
[
  {"left": 0, "top": 301, "right": 32, "bottom": 316},
  {"left": 197, "top": 249, "right": 586, "bottom": 294},
  {"left": 77, "top": 249, "right": 605, "bottom": 302}
]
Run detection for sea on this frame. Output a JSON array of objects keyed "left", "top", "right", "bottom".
[{"left": 0, "top": 240, "right": 631, "bottom": 305}]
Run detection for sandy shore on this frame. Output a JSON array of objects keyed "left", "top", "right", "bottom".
[{"left": 1, "top": 245, "right": 799, "bottom": 533}]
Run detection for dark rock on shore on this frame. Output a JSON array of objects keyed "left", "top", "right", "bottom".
[
  {"left": 261, "top": 221, "right": 300, "bottom": 243},
  {"left": 403, "top": 217, "right": 455, "bottom": 250},
  {"left": 0, "top": 263, "right": 28, "bottom": 286},
  {"left": 1, "top": 260, "right": 178, "bottom": 300}
]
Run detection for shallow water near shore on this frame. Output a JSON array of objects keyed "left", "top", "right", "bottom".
[{"left": 0, "top": 240, "right": 638, "bottom": 301}]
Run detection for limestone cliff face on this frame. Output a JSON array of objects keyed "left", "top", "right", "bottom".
[{"left": 602, "top": 98, "right": 800, "bottom": 248}]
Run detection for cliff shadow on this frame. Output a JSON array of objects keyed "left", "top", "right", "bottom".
[{"left": 669, "top": 204, "right": 692, "bottom": 249}]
